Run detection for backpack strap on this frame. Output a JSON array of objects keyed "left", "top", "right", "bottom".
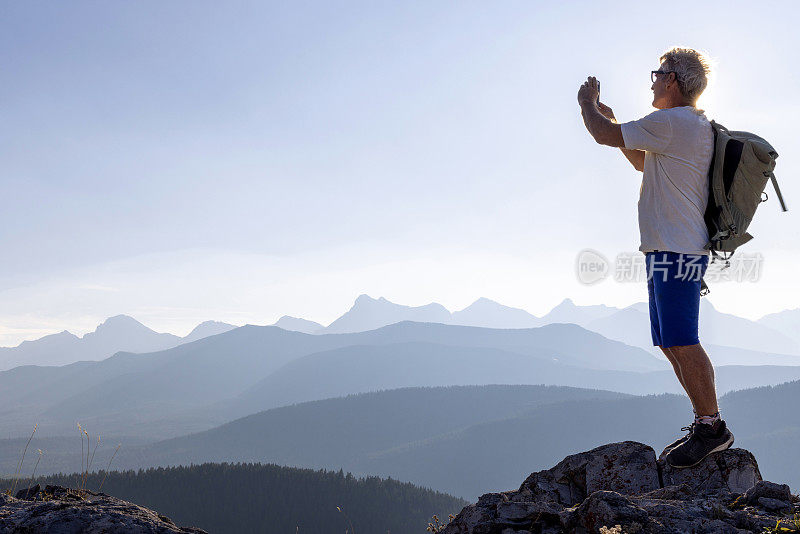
[
  {"left": 700, "top": 249, "right": 734, "bottom": 298},
  {"left": 768, "top": 171, "right": 788, "bottom": 212},
  {"left": 700, "top": 277, "right": 710, "bottom": 296},
  {"left": 710, "top": 249, "right": 733, "bottom": 266}
]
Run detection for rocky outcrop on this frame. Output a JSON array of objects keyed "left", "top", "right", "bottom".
[
  {"left": 443, "top": 441, "right": 799, "bottom": 533},
  {"left": 0, "top": 484, "right": 208, "bottom": 533}
]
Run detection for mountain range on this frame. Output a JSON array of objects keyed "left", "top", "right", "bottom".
[
  {"left": 3, "top": 317, "right": 800, "bottom": 450},
  {"left": 268, "top": 294, "right": 800, "bottom": 359},
  {"left": 0, "top": 316, "right": 237, "bottom": 370},
  {"left": 0, "top": 320, "right": 669, "bottom": 440},
  {"left": 6, "top": 294, "right": 800, "bottom": 370},
  {"left": 2, "top": 307, "right": 799, "bottom": 507},
  {"left": 6, "top": 382, "right": 797, "bottom": 502}
]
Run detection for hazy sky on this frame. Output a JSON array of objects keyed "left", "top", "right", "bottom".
[{"left": 2, "top": 1, "right": 798, "bottom": 345}]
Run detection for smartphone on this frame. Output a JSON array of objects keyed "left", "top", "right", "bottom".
[{"left": 597, "top": 80, "right": 600, "bottom": 104}]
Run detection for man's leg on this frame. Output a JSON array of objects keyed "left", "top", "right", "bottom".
[
  {"left": 657, "top": 344, "right": 697, "bottom": 457},
  {"left": 666, "top": 339, "right": 732, "bottom": 467},
  {"left": 659, "top": 345, "right": 691, "bottom": 397},
  {"left": 648, "top": 252, "right": 711, "bottom": 410},
  {"left": 649, "top": 252, "right": 733, "bottom": 467},
  {"left": 667, "top": 342, "right": 718, "bottom": 416}
]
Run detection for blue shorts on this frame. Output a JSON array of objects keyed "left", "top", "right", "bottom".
[{"left": 645, "top": 251, "right": 709, "bottom": 348}]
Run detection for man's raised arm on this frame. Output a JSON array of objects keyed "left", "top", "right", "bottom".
[{"left": 577, "top": 76, "right": 644, "bottom": 172}]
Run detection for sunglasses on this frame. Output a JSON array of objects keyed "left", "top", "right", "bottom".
[{"left": 651, "top": 70, "right": 677, "bottom": 83}]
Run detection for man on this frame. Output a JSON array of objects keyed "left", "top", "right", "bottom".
[{"left": 577, "top": 47, "right": 734, "bottom": 468}]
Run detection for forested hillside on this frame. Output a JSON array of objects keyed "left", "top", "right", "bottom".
[{"left": 6, "top": 463, "right": 467, "bottom": 534}]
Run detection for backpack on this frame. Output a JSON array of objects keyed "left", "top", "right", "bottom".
[{"left": 700, "top": 120, "right": 787, "bottom": 295}]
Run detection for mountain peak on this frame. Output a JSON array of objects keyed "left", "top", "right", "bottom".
[
  {"left": 327, "top": 294, "right": 451, "bottom": 333},
  {"left": 83, "top": 314, "right": 183, "bottom": 346},
  {"left": 450, "top": 298, "right": 540, "bottom": 329},
  {"left": 93, "top": 315, "right": 149, "bottom": 333},
  {"left": 557, "top": 297, "right": 576, "bottom": 308},
  {"left": 458, "top": 297, "right": 517, "bottom": 313},
  {"left": 183, "top": 321, "right": 237, "bottom": 342},
  {"left": 350, "top": 294, "right": 407, "bottom": 310},
  {"left": 102, "top": 314, "right": 139, "bottom": 324},
  {"left": 273, "top": 316, "right": 323, "bottom": 334},
  {"left": 469, "top": 297, "right": 501, "bottom": 307},
  {"left": 14, "top": 329, "right": 79, "bottom": 349}
]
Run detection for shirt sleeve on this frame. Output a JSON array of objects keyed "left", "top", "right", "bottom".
[{"left": 620, "top": 109, "right": 673, "bottom": 153}]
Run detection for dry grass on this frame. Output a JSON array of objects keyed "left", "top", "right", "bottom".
[
  {"left": 426, "top": 513, "right": 455, "bottom": 532},
  {"left": 763, "top": 514, "right": 800, "bottom": 533},
  {"left": 3, "top": 424, "right": 38, "bottom": 497},
  {"left": 3, "top": 423, "right": 122, "bottom": 497}
]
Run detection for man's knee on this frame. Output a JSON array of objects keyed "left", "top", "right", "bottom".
[
  {"left": 667, "top": 343, "right": 705, "bottom": 362},
  {"left": 659, "top": 345, "right": 676, "bottom": 362}
]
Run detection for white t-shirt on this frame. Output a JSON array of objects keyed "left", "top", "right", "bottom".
[{"left": 620, "top": 106, "right": 714, "bottom": 255}]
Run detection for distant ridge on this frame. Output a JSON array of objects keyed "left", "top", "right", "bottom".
[
  {"left": 182, "top": 321, "right": 237, "bottom": 343},
  {"left": 759, "top": 307, "right": 800, "bottom": 345},
  {"left": 5, "top": 293, "right": 799, "bottom": 371},
  {"left": 450, "top": 297, "right": 541, "bottom": 328},
  {"left": 0, "top": 316, "right": 239, "bottom": 370},
  {"left": 539, "top": 297, "right": 618, "bottom": 326},
  {"left": 325, "top": 294, "right": 451, "bottom": 334},
  {"left": 325, "top": 294, "right": 549, "bottom": 333},
  {"left": 272, "top": 315, "right": 324, "bottom": 334}
]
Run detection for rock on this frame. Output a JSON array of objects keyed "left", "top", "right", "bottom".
[
  {"left": 757, "top": 497, "right": 791, "bottom": 512},
  {"left": 569, "top": 491, "right": 649, "bottom": 533},
  {"left": 516, "top": 442, "right": 659, "bottom": 506},
  {"left": 0, "top": 484, "right": 207, "bottom": 533},
  {"left": 660, "top": 448, "right": 762, "bottom": 494},
  {"left": 442, "top": 441, "right": 797, "bottom": 534},
  {"left": 14, "top": 483, "right": 40, "bottom": 499},
  {"left": 742, "top": 480, "right": 792, "bottom": 505}
]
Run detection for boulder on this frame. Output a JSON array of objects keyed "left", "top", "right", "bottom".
[
  {"left": 0, "top": 484, "right": 207, "bottom": 533},
  {"left": 515, "top": 442, "right": 660, "bottom": 506},
  {"left": 659, "top": 447, "right": 762, "bottom": 494},
  {"left": 442, "top": 441, "right": 798, "bottom": 534}
]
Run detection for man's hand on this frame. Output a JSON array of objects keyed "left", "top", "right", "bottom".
[
  {"left": 597, "top": 102, "right": 616, "bottom": 122},
  {"left": 577, "top": 76, "right": 639, "bottom": 164},
  {"left": 578, "top": 76, "right": 625, "bottom": 148},
  {"left": 577, "top": 76, "right": 600, "bottom": 106}
]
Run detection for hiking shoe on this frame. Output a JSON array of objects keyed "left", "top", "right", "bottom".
[
  {"left": 665, "top": 420, "right": 734, "bottom": 469},
  {"left": 659, "top": 423, "right": 695, "bottom": 458}
]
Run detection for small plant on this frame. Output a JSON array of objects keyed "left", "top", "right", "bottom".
[
  {"left": 75, "top": 424, "right": 109, "bottom": 493},
  {"left": 728, "top": 494, "right": 745, "bottom": 509},
  {"left": 76, "top": 424, "right": 99, "bottom": 492},
  {"left": 763, "top": 514, "right": 800, "bottom": 533},
  {"left": 3, "top": 423, "right": 120, "bottom": 498},
  {"left": 21, "top": 449, "right": 44, "bottom": 499},
  {"left": 77, "top": 423, "right": 84, "bottom": 490},
  {"left": 98, "top": 443, "right": 121, "bottom": 492},
  {"left": 426, "top": 514, "right": 455, "bottom": 533},
  {"left": 4, "top": 424, "right": 38, "bottom": 497}
]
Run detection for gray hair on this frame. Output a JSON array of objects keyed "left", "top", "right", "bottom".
[{"left": 659, "top": 47, "right": 711, "bottom": 102}]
